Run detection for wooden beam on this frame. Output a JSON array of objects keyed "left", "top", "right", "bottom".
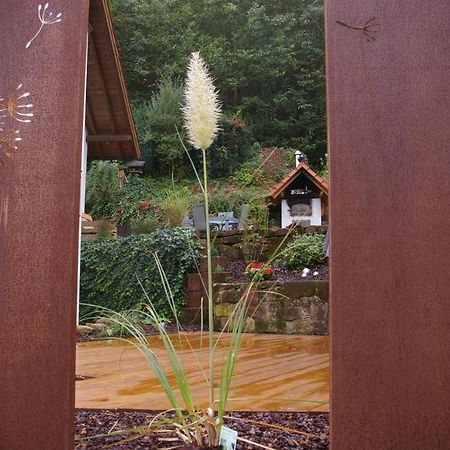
[
  {"left": 87, "top": 134, "right": 132, "bottom": 142},
  {"left": 86, "top": 101, "right": 106, "bottom": 159}
]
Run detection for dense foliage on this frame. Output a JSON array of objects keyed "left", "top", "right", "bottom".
[
  {"left": 109, "top": 0, "right": 326, "bottom": 168},
  {"left": 86, "top": 161, "right": 120, "bottom": 212},
  {"left": 86, "top": 170, "right": 273, "bottom": 229},
  {"left": 281, "top": 233, "right": 325, "bottom": 269},
  {"left": 79, "top": 229, "right": 201, "bottom": 320},
  {"left": 89, "top": 175, "right": 163, "bottom": 224}
]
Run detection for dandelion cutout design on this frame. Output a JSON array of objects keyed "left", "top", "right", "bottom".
[
  {"left": 0, "top": 85, "right": 33, "bottom": 165},
  {"left": 0, "top": 84, "right": 34, "bottom": 123},
  {"left": 0, "top": 129, "right": 22, "bottom": 165},
  {"left": 26, "top": 3, "right": 62, "bottom": 49}
]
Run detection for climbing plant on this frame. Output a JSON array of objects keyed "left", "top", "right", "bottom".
[{"left": 79, "top": 228, "right": 201, "bottom": 320}]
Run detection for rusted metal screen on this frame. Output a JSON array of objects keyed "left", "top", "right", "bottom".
[
  {"left": 326, "top": 1, "right": 450, "bottom": 448},
  {"left": 0, "top": 1, "right": 89, "bottom": 449}
]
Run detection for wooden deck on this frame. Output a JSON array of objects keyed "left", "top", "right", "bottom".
[{"left": 76, "top": 333, "right": 329, "bottom": 412}]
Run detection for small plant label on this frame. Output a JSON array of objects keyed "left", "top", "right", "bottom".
[{"left": 219, "top": 426, "right": 238, "bottom": 450}]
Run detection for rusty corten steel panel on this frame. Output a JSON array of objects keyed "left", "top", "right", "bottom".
[
  {"left": 0, "top": 1, "right": 89, "bottom": 449},
  {"left": 326, "top": 1, "right": 450, "bottom": 449}
]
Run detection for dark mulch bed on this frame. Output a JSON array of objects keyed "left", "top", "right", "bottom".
[
  {"left": 77, "top": 323, "right": 206, "bottom": 343},
  {"left": 227, "top": 261, "right": 329, "bottom": 284},
  {"left": 75, "top": 409, "right": 329, "bottom": 449}
]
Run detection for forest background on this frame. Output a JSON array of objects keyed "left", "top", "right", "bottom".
[{"left": 87, "top": 0, "right": 326, "bottom": 224}]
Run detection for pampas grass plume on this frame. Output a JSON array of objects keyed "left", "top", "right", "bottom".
[{"left": 183, "top": 52, "right": 221, "bottom": 151}]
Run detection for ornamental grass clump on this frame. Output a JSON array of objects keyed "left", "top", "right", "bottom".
[
  {"left": 183, "top": 51, "right": 221, "bottom": 423},
  {"left": 84, "top": 53, "right": 306, "bottom": 449}
]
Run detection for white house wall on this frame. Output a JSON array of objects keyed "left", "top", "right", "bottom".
[
  {"left": 281, "top": 198, "right": 322, "bottom": 227},
  {"left": 79, "top": 126, "right": 88, "bottom": 215}
]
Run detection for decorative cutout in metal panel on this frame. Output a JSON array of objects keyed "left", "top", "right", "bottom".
[
  {"left": 26, "top": 3, "right": 63, "bottom": 49},
  {"left": 0, "top": 84, "right": 33, "bottom": 164}
]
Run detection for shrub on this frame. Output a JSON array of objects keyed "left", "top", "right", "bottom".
[
  {"left": 281, "top": 233, "right": 325, "bottom": 269},
  {"left": 85, "top": 161, "right": 120, "bottom": 211},
  {"left": 80, "top": 228, "right": 201, "bottom": 320},
  {"left": 89, "top": 176, "right": 161, "bottom": 224},
  {"left": 207, "top": 185, "right": 260, "bottom": 217},
  {"left": 247, "top": 197, "right": 269, "bottom": 231},
  {"left": 231, "top": 155, "right": 266, "bottom": 187}
]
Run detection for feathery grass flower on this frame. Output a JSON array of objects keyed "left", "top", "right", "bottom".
[{"left": 183, "top": 52, "right": 221, "bottom": 151}]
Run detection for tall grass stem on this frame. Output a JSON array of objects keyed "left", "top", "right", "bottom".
[{"left": 202, "top": 148, "right": 215, "bottom": 414}]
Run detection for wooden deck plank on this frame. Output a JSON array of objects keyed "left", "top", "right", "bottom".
[{"left": 76, "top": 333, "right": 329, "bottom": 412}]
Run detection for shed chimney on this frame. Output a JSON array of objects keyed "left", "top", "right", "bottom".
[{"left": 295, "top": 150, "right": 304, "bottom": 167}]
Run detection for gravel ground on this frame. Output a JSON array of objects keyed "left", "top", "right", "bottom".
[{"left": 75, "top": 409, "right": 329, "bottom": 449}]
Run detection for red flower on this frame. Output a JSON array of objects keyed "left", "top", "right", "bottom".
[
  {"left": 138, "top": 201, "right": 150, "bottom": 212},
  {"left": 245, "top": 261, "right": 274, "bottom": 281}
]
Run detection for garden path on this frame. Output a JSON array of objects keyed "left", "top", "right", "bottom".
[{"left": 76, "top": 333, "right": 329, "bottom": 412}]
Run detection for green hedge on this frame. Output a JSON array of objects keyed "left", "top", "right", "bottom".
[{"left": 80, "top": 228, "right": 200, "bottom": 320}]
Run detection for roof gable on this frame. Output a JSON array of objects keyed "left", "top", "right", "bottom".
[
  {"left": 86, "top": 0, "right": 141, "bottom": 161},
  {"left": 268, "top": 162, "right": 328, "bottom": 201}
]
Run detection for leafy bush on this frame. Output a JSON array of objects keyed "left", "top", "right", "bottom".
[
  {"left": 262, "top": 147, "right": 298, "bottom": 182},
  {"left": 86, "top": 161, "right": 120, "bottom": 211},
  {"left": 281, "top": 233, "right": 325, "bottom": 269},
  {"left": 110, "top": 0, "right": 327, "bottom": 166},
  {"left": 80, "top": 228, "right": 201, "bottom": 320},
  {"left": 317, "top": 153, "right": 328, "bottom": 180},
  {"left": 207, "top": 185, "right": 260, "bottom": 217},
  {"left": 100, "top": 309, "right": 170, "bottom": 338},
  {"left": 231, "top": 155, "right": 266, "bottom": 187},
  {"left": 89, "top": 176, "right": 161, "bottom": 224},
  {"left": 247, "top": 197, "right": 269, "bottom": 231}
]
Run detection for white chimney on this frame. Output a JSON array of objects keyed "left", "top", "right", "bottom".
[{"left": 295, "top": 150, "right": 304, "bottom": 167}]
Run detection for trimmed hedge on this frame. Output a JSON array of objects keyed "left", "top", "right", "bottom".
[{"left": 80, "top": 228, "right": 201, "bottom": 320}]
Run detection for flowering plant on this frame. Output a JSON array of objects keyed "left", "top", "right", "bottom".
[
  {"left": 245, "top": 261, "right": 274, "bottom": 282},
  {"left": 138, "top": 200, "right": 151, "bottom": 212}
]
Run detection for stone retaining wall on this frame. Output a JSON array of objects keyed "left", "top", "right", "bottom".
[
  {"left": 197, "top": 226, "right": 328, "bottom": 261},
  {"left": 214, "top": 281, "right": 329, "bottom": 335}
]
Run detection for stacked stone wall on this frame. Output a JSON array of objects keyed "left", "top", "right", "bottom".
[{"left": 214, "top": 281, "right": 329, "bottom": 335}]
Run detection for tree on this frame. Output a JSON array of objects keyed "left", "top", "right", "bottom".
[{"left": 110, "top": 0, "right": 326, "bottom": 169}]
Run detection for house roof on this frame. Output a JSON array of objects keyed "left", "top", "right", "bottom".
[
  {"left": 268, "top": 162, "right": 329, "bottom": 201},
  {"left": 86, "top": 0, "right": 141, "bottom": 160}
]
